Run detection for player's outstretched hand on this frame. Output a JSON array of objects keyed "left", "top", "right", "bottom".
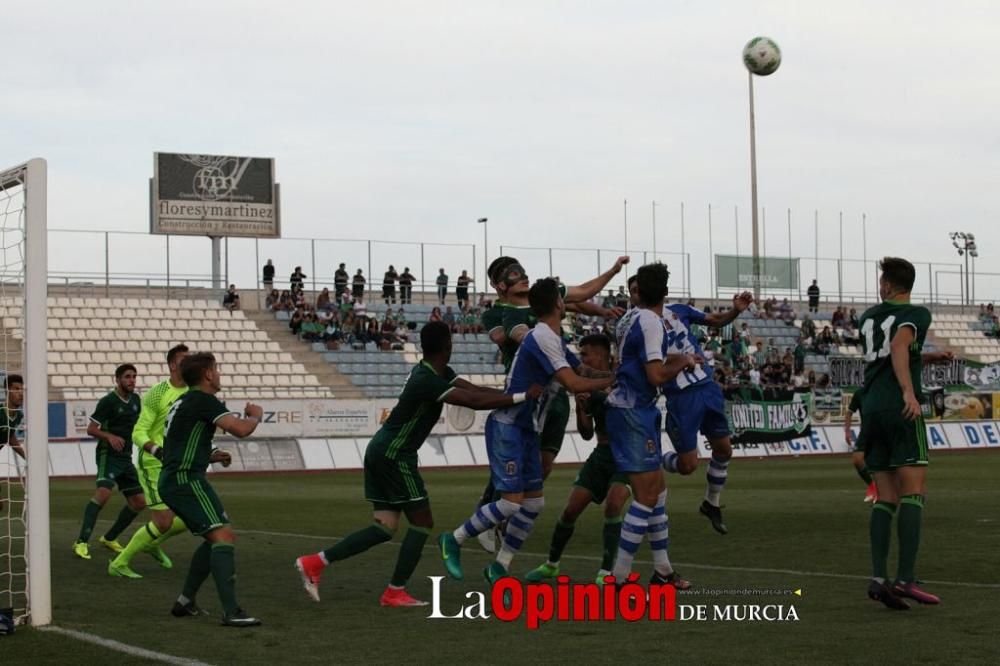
[
  {"left": 211, "top": 449, "right": 233, "bottom": 467},
  {"left": 612, "top": 256, "right": 630, "bottom": 273},
  {"left": 843, "top": 427, "right": 853, "bottom": 446},
  {"left": 605, "top": 306, "right": 626, "bottom": 318},
  {"left": 245, "top": 402, "right": 264, "bottom": 420},
  {"left": 526, "top": 384, "right": 545, "bottom": 400},
  {"left": 686, "top": 354, "right": 705, "bottom": 369},
  {"left": 924, "top": 351, "right": 955, "bottom": 365},
  {"left": 107, "top": 434, "right": 126, "bottom": 452},
  {"left": 733, "top": 291, "right": 754, "bottom": 311},
  {"left": 901, "top": 390, "right": 921, "bottom": 421}
]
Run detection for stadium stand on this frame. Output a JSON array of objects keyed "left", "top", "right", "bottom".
[
  {"left": 0, "top": 296, "right": 343, "bottom": 400},
  {"left": 928, "top": 312, "right": 1000, "bottom": 363}
]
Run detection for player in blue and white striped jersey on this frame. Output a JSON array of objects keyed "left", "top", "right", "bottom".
[
  {"left": 660, "top": 291, "right": 753, "bottom": 535},
  {"left": 606, "top": 263, "right": 702, "bottom": 587},
  {"left": 439, "top": 278, "right": 614, "bottom": 584}
]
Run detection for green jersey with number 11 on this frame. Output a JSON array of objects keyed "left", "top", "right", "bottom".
[{"left": 858, "top": 300, "right": 931, "bottom": 416}]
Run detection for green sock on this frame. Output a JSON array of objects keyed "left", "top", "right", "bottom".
[
  {"left": 103, "top": 505, "right": 140, "bottom": 542},
  {"left": 548, "top": 519, "right": 575, "bottom": 565},
  {"left": 77, "top": 500, "right": 104, "bottom": 543},
  {"left": 114, "top": 521, "right": 159, "bottom": 565},
  {"left": 210, "top": 543, "right": 239, "bottom": 617},
  {"left": 390, "top": 527, "right": 430, "bottom": 587},
  {"left": 896, "top": 494, "right": 924, "bottom": 583},
  {"left": 322, "top": 523, "right": 392, "bottom": 563},
  {"left": 151, "top": 516, "right": 187, "bottom": 546},
  {"left": 182, "top": 541, "right": 212, "bottom": 600},
  {"left": 856, "top": 465, "right": 873, "bottom": 485},
  {"left": 870, "top": 501, "right": 897, "bottom": 580},
  {"left": 602, "top": 518, "right": 622, "bottom": 571}
]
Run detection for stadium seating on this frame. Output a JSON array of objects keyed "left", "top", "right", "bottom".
[
  {"left": 0, "top": 296, "right": 335, "bottom": 400},
  {"left": 928, "top": 313, "right": 1000, "bottom": 363}
]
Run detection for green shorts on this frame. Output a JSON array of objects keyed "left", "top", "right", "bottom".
[
  {"left": 159, "top": 476, "right": 230, "bottom": 536},
  {"left": 573, "top": 444, "right": 630, "bottom": 504},
  {"left": 95, "top": 449, "right": 142, "bottom": 496},
  {"left": 860, "top": 411, "right": 929, "bottom": 472},
  {"left": 363, "top": 448, "right": 428, "bottom": 511},
  {"left": 540, "top": 389, "right": 571, "bottom": 455},
  {"left": 136, "top": 449, "right": 167, "bottom": 510}
]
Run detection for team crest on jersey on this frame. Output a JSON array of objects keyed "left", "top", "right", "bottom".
[
  {"left": 505, "top": 461, "right": 517, "bottom": 476},
  {"left": 645, "top": 439, "right": 656, "bottom": 454}
]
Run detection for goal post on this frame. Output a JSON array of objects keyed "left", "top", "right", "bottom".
[{"left": 0, "top": 158, "right": 50, "bottom": 627}]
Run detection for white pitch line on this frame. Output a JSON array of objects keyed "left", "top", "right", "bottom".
[
  {"left": 240, "top": 528, "right": 1000, "bottom": 590},
  {"left": 38, "top": 626, "right": 214, "bottom": 666}
]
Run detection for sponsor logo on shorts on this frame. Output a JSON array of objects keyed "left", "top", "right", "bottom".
[
  {"left": 505, "top": 461, "right": 517, "bottom": 476},
  {"left": 646, "top": 439, "right": 656, "bottom": 454}
]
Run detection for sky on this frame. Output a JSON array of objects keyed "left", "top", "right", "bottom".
[{"left": 6, "top": 1, "right": 999, "bottom": 304}]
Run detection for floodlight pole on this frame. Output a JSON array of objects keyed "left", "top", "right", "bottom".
[{"left": 748, "top": 71, "right": 761, "bottom": 302}]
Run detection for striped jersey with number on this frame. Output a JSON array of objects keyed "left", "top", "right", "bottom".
[
  {"left": 858, "top": 300, "right": 931, "bottom": 415},
  {"left": 607, "top": 307, "right": 667, "bottom": 409},
  {"left": 661, "top": 304, "right": 712, "bottom": 395}
]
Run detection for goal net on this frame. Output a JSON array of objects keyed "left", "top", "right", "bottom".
[{"left": 0, "top": 159, "right": 49, "bottom": 628}]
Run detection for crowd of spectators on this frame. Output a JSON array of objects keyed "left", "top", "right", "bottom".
[{"left": 979, "top": 303, "right": 1000, "bottom": 337}]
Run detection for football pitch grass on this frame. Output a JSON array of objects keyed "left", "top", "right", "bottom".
[{"left": 6, "top": 451, "right": 999, "bottom": 664}]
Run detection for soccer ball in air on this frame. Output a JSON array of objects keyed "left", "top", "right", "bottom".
[{"left": 743, "top": 36, "right": 781, "bottom": 76}]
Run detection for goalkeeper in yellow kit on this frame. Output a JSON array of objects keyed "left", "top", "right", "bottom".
[{"left": 108, "top": 344, "right": 191, "bottom": 578}]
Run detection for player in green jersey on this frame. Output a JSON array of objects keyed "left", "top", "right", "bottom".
[
  {"left": 73, "top": 364, "right": 146, "bottom": 560},
  {"left": 525, "top": 333, "right": 634, "bottom": 585},
  {"left": 0, "top": 374, "right": 24, "bottom": 514},
  {"left": 108, "top": 344, "right": 190, "bottom": 578},
  {"left": 159, "top": 352, "right": 262, "bottom": 627},
  {"left": 858, "top": 257, "right": 941, "bottom": 609},
  {"left": 294, "top": 321, "right": 543, "bottom": 607}
]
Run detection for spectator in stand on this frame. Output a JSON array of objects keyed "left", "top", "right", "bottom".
[
  {"left": 301, "top": 313, "right": 324, "bottom": 342},
  {"left": 763, "top": 297, "right": 777, "bottom": 319},
  {"left": 289, "top": 308, "right": 305, "bottom": 336},
  {"left": 842, "top": 320, "right": 860, "bottom": 344},
  {"left": 383, "top": 307, "right": 396, "bottom": 325},
  {"left": 816, "top": 325, "right": 836, "bottom": 354},
  {"left": 831, "top": 306, "right": 847, "bottom": 328},
  {"left": 436, "top": 268, "right": 449, "bottom": 305},
  {"left": 277, "top": 290, "right": 294, "bottom": 312},
  {"left": 338, "top": 290, "right": 354, "bottom": 315},
  {"left": 766, "top": 337, "right": 779, "bottom": 357},
  {"left": 222, "top": 284, "right": 240, "bottom": 312},
  {"left": 342, "top": 311, "right": 357, "bottom": 341},
  {"left": 793, "top": 338, "right": 807, "bottom": 373},
  {"left": 262, "top": 259, "right": 275, "bottom": 290},
  {"left": 456, "top": 270, "right": 472, "bottom": 309},
  {"left": 353, "top": 294, "right": 368, "bottom": 320},
  {"left": 791, "top": 367, "right": 808, "bottom": 389},
  {"left": 294, "top": 290, "right": 308, "bottom": 310},
  {"left": 323, "top": 314, "right": 343, "bottom": 343},
  {"left": 807, "top": 279, "right": 820, "bottom": 313},
  {"left": 739, "top": 322, "right": 752, "bottom": 345},
  {"left": 383, "top": 265, "right": 398, "bottom": 305},
  {"left": 478, "top": 293, "right": 492, "bottom": 309},
  {"left": 399, "top": 267, "right": 415, "bottom": 305},
  {"left": 290, "top": 266, "right": 307, "bottom": 293},
  {"left": 806, "top": 370, "right": 817, "bottom": 387},
  {"left": 352, "top": 269, "right": 366, "bottom": 300},
  {"left": 316, "top": 287, "right": 333, "bottom": 312},
  {"left": 753, "top": 341, "right": 767, "bottom": 368},
  {"left": 749, "top": 365, "right": 762, "bottom": 387},
  {"left": 443, "top": 305, "right": 457, "bottom": 332},
  {"left": 265, "top": 289, "right": 280, "bottom": 311},
  {"left": 848, "top": 308, "right": 859, "bottom": 328},
  {"left": 988, "top": 303, "right": 996, "bottom": 320},
  {"left": 334, "top": 263, "right": 349, "bottom": 300},
  {"left": 396, "top": 307, "right": 409, "bottom": 329},
  {"left": 380, "top": 313, "right": 400, "bottom": 345},
  {"left": 602, "top": 289, "right": 616, "bottom": 310},
  {"left": 800, "top": 313, "right": 817, "bottom": 342},
  {"left": 614, "top": 286, "right": 629, "bottom": 309},
  {"left": 460, "top": 307, "right": 480, "bottom": 335},
  {"left": 428, "top": 307, "right": 443, "bottom": 323},
  {"left": 779, "top": 298, "right": 795, "bottom": 324},
  {"left": 781, "top": 347, "right": 795, "bottom": 370}
]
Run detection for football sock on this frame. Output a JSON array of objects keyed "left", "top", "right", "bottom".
[
  {"left": 856, "top": 464, "right": 873, "bottom": 486},
  {"left": 181, "top": 541, "right": 212, "bottom": 600},
  {"left": 705, "top": 454, "right": 730, "bottom": 507},
  {"left": 548, "top": 519, "right": 575, "bottom": 565},
  {"left": 150, "top": 516, "right": 188, "bottom": 545},
  {"left": 390, "top": 526, "right": 430, "bottom": 587},
  {"left": 103, "top": 505, "right": 141, "bottom": 542},
  {"left": 115, "top": 520, "right": 158, "bottom": 564},
  {"left": 662, "top": 451, "right": 679, "bottom": 473},
  {"left": 210, "top": 542, "right": 239, "bottom": 617},
  {"left": 321, "top": 523, "right": 393, "bottom": 563},
  {"left": 601, "top": 518, "right": 622, "bottom": 571},
  {"left": 870, "top": 501, "right": 897, "bottom": 580},
  {"left": 497, "top": 497, "right": 544, "bottom": 569},
  {"left": 613, "top": 501, "right": 652, "bottom": 580},
  {"left": 76, "top": 499, "right": 103, "bottom": 543},
  {"left": 454, "top": 498, "right": 520, "bottom": 544},
  {"left": 896, "top": 494, "right": 924, "bottom": 583},
  {"left": 649, "top": 491, "right": 673, "bottom": 576}
]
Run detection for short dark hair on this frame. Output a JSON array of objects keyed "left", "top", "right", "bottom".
[
  {"left": 579, "top": 333, "right": 611, "bottom": 354},
  {"left": 488, "top": 256, "right": 519, "bottom": 284},
  {"left": 180, "top": 352, "right": 216, "bottom": 386},
  {"left": 528, "top": 278, "right": 561, "bottom": 317},
  {"left": 166, "top": 344, "right": 190, "bottom": 365},
  {"left": 636, "top": 263, "right": 670, "bottom": 307},
  {"left": 420, "top": 320, "right": 452, "bottom": 356},
  {"left": 880, "top": 257, "right": 916, "bottom": 292},
  {"left": 627, "top": 274, "right": 638, "bottom": 288},
  {"left": 5, "top": 374, "right": 23, "bottom": 389},
  {"left": 115, "top": 363, "right": 137, "bottom": 379}
]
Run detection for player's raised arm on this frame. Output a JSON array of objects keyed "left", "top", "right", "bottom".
[
  {"left": 552, "top": 366, "right": 613, "bottom": 395},
  {"left": 890, "top": 327, "right": 921, "bottom": 420},
  {"left": 566, "top": 300, "right": 624, "bottom": 319},
  {"left": 443, "top": 383, "right": 544, "bottom": 410},
  {"left": 450, "top": 377, "right": 503, "bottom": 394},
  {"left": 216, "top": 403, "right": 263, "bottom": 438},
  {"left": 703, "top": 292, "right": 754, "bottom": 327},
  {"left": 564, "top": 256, "right": 630, "bottom": 303}
]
